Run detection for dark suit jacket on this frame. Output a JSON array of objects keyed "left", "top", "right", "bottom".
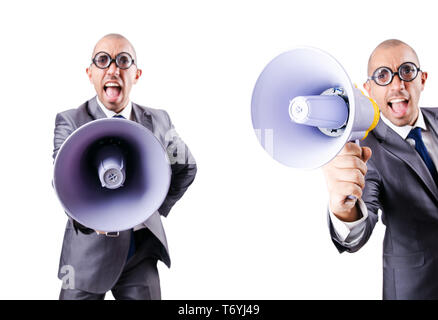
[
  {"left": 53, "top": 97, "right": 197, "bottom": 293},
  {"left": 329, "top": 107, "right": 438, "bottom": 300}
]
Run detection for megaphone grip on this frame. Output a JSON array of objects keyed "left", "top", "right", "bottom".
[{"left": 345, "top": 139, "right": 361, "bottom": 203}]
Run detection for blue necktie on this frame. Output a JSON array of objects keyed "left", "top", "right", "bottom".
[
  {"left": 113, "top": 114, "right": 136, "bottom": 260},
  {"left": 127, "top": 231, "right": 136, "bottom": 261},
  {"left": 407, "top": 127, "right": 438, "bottom": 183}
]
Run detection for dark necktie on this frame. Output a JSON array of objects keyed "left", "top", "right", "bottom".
[
  {"left": 113, "top": 114, "right": 136, "bottom": 260},
  {"left": 127, "top": 231, "right": 136, "bottom": 261},
  {"left": 407, "top": 127, "right": 438, "bottom": 183}
]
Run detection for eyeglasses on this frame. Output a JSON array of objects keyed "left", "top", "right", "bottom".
[
  {"left": 92, "top": 51, "right": 135, "bottom": 70},
  {"left": 368, "top": 62, "right": 421, "bottom": 86}
]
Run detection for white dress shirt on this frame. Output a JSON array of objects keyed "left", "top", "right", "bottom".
[
  {"left": 96, "top": 97, "right": 148, "bottom": 232},
  {"left": 329, "top": 108, "right": 438, "bottom": 246},
  {"left": 96, "top": 97, "right": 133, "bottom": 120}
]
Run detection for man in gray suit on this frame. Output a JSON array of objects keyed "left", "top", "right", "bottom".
[
  {"left": 323, "top": 39, "right": 438, "bottom": 299},
  {"left": 53, "top": 33, "right": 197, "bottom": 300}
]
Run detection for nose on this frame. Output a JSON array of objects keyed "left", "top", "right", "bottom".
[
  {"left": 389, "top": 73, "right": 405, "bottom": 90},
  {"left": 106, "top": 60, "right": 120, "bottom": 76}
]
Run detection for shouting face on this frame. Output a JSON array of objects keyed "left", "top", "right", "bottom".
[
  {"left": 364, "top": 43, "right": 427, "bottom": 126},
  {"left": 87, "top": 35, "right": 142, "bottom": 113}
]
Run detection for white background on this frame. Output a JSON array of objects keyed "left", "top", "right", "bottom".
[{"left": 0, "top": 0, "right": 436, "bottom": 299}]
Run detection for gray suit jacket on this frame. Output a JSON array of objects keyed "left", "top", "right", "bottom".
[
  {"left": 53, "top": 97, "right": 197, "bottom": 293},
  {"left": 329, "top": 107, "right": 438, "bottom": 299}
]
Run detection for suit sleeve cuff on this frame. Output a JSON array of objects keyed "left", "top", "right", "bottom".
[{"left": 329, "top": 198, "right": 368, "bottom": 242}]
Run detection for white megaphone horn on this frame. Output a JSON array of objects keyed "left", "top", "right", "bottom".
[
  {"left": 53, "top": 118, "right": 171, "bottom": 232},
  {"left": 251, "top": 47, "right": 380, "bottom": 169}
]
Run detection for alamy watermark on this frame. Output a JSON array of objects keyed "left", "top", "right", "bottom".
[
  {"left": 164, "top": 128, "right": 196, "bottom": 165},
  {"left": 254, "top": 128, "right": 274, "bottom": 157},
  {"left": 60, "top": 265, "right": 75, "bottom": 290}
]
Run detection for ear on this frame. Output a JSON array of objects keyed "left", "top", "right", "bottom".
[
  {"left": 420, "top": 71, "right": 428, "bottom": 91},
  {"left": 86, "top": 67, "right": 93, "bottom": 83},
  {"left": 363, "top": 81, "right": 371, "bottom": 96},
  {"left": 134, "top": 68, "right": 142, "bottom": 84}
]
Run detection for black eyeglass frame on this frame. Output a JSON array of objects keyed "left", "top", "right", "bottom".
[
  {"left": 91, "top": 51, "right": 136, "bottom": 70},
  {"left": 367, "top": 62, "right": 422, "bottom": 86}
]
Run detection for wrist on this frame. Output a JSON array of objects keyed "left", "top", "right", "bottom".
[{"left": 333, "top": 204, "right": 362, "bottom": 222}]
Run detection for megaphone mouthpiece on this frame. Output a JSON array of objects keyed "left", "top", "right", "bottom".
[
  {"left": 289, "top": 93, "right": 348, "bottom": 129},
  {"left": 95, "top": 144, "right": 126, "bottom": 189}
]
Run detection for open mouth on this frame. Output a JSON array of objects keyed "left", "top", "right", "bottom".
[
  {"left": 104, "top": 82, "right": 122, "bottom": 101},
  {"left": 388, "top": 98, "right": 409, "bottom": 117}
]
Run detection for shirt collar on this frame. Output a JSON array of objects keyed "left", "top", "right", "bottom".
[
  {"left": 96, "top": 97, "right": 132, "bottom": 120},
  {"left": 380, "top": 108, "right": 427, "bottom": 140}
]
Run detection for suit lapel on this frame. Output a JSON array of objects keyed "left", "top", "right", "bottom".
[
  {"left": 423, "top": 108, "right": 438, "bottom": 141},
  {"left": 373, "top": 112, "right": 438, "bottom": 202},
  {"left": 132, "top": 102, "right": 154, "bottom": 132},
  {"left": 86, "top": 96, "right": 108, "bottom": 120}
]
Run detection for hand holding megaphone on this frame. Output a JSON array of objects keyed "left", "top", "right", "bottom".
[{"left": 322, "top": 142, "right": 372, "bottom": 222}]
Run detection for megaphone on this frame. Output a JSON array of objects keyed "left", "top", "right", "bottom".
[
  {"left": 53, "top": 118, "right": 171, "bottom": 232},
  {"left": 251, "top": 47, "right": 379, "bottom": 169}
]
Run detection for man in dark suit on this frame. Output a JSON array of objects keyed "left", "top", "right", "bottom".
[
  {"left": 53, "top": 33, "right": 197, "bottom": 300},
  {"left": 323, "top": 39, "right": 438, "bottom": 299}
]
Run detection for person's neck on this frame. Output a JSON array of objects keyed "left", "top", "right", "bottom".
[
  {"left": 408, "top": 111, "right": 420, "bottom": 126},
  {"left": 96, "top": 96, "right": 132, "bottom": 118},
  {"left": 105, "top": 103, "right": 127, "bottom": 114}
]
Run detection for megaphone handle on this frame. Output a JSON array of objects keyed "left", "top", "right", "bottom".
[{"left": 345, "top": 139, "right": 361, "bottom": 203}]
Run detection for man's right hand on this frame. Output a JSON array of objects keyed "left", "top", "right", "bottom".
[{"left": 322, "top": 142, "right": 372, "bottom": 222}]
